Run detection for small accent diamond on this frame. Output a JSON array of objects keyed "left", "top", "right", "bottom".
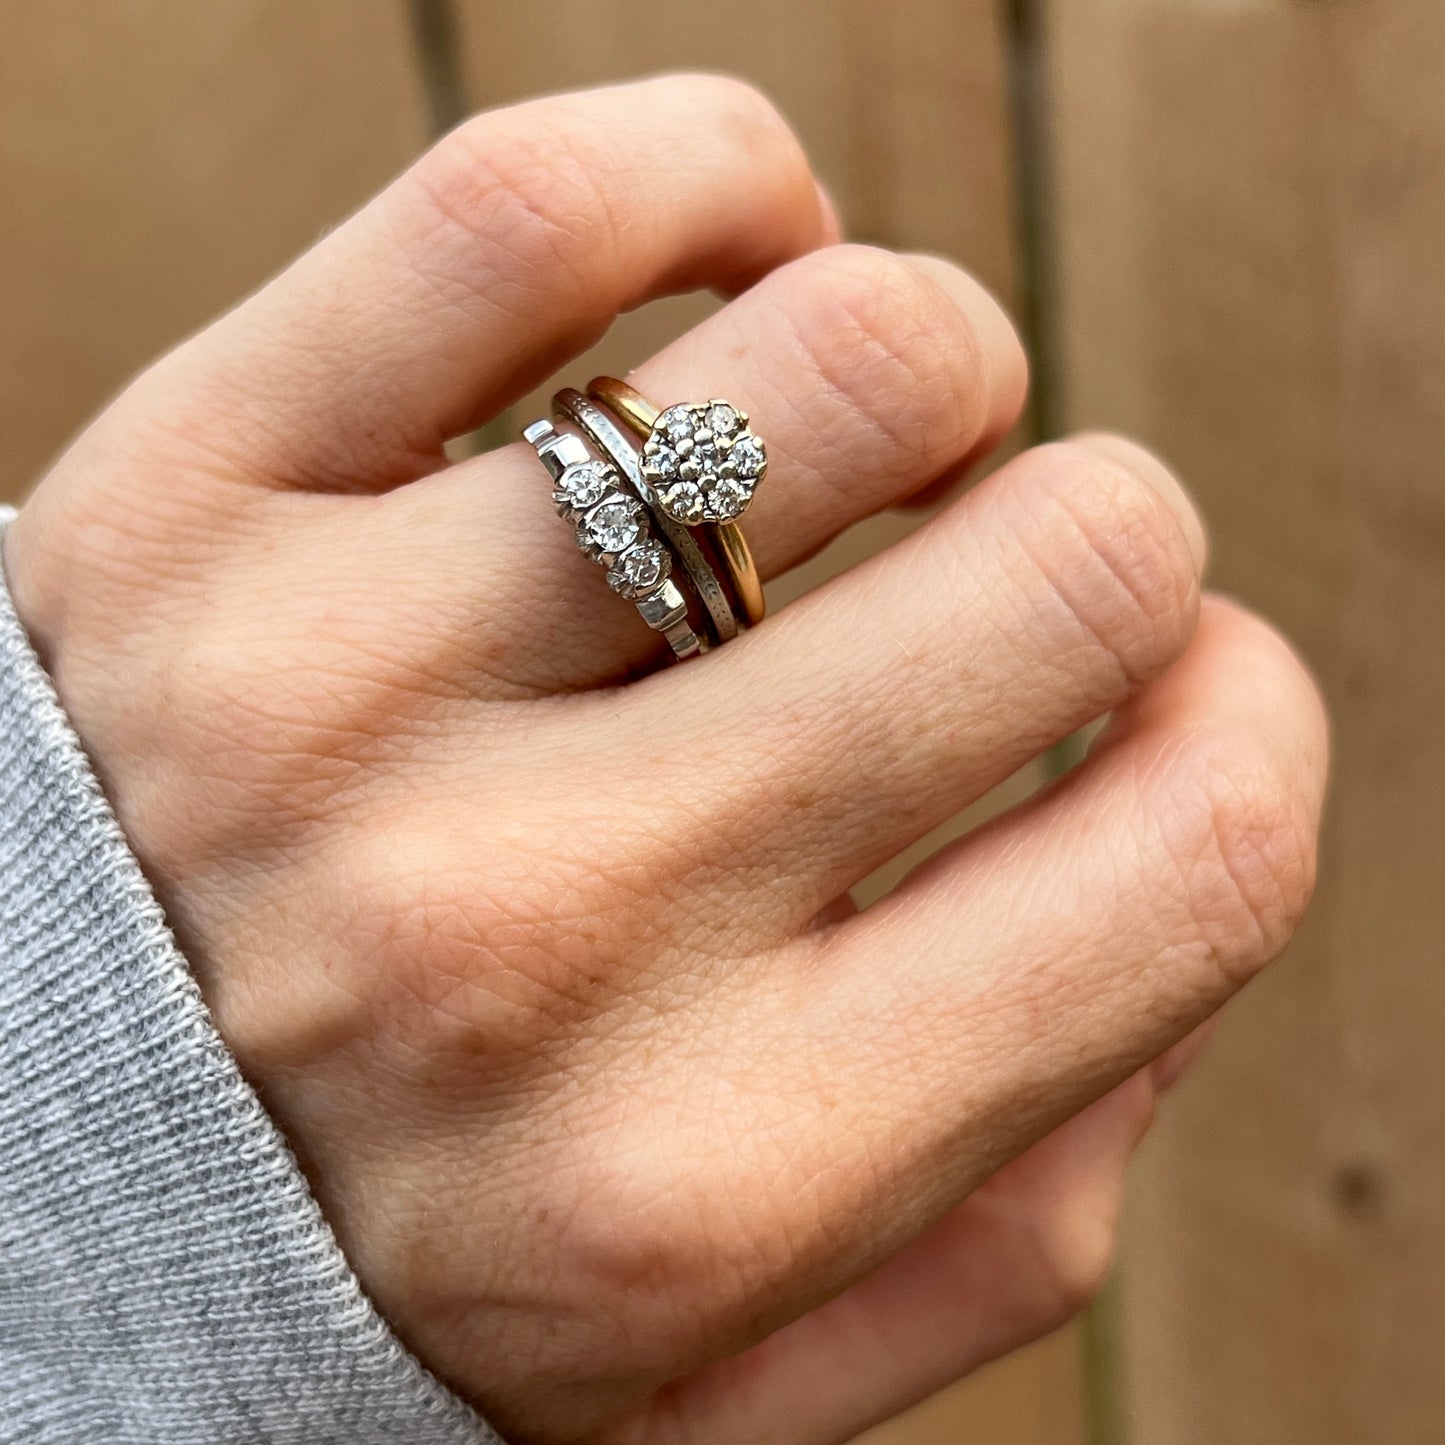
[
  {"left": 708, "top": 477, "right": 746, "bottom": 516},
  {"left": 706, "top": 402, "right": 738, "bottom": 435},
  {"left": 607, "top": 539, "right": 671, "bottom": 598},
  {"left": 661, "top": 478, "right": 706, "bottom": 524},
  {"left": 727, "top": 434, "right": 766, "bottom": 479},
  {"left": 579, "top": 495, "right": 643, "bottom": 555},
  {"left": 553, "top": 459, "right": 614, "bottom": 513}
]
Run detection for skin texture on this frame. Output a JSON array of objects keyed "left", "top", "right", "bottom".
[{"left": 5, "top": 75, "right": 1328, "bottom": 1445}]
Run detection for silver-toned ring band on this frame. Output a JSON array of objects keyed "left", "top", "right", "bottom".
[
  {"left": 553, "top": 388, "right": 740, "bottom": 646},
  {"left": 521, "top": 417, "right": 705, "bottom": 661}
]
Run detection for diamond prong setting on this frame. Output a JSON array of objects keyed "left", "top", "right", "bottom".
[
  {"left": 607, "top": 538, "right": 672, "bottom": 599},
  {"left": 552, "top": 458, "right": 614, "bottom": 515},
  {"left": 576, "top": 493, "right": 645, "bottom": 564},
  {"left": 640, "top": 398, "right": 767, "bottom": 525}
]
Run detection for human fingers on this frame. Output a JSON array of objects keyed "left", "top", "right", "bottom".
[
  {"left": 508, "top": 598, "right": 1323, "bottom": 1416},
  {"left": 615, "top": 1073, "right": 1156, "bottom": 1445},
  {"left": 365, "top": 243, "right": 1025, "bottom": 690},
  {"left": 29, "top": 73, "right": 835, "bottom": 524},
  {"left": 622, "top": 432, "right": 1206, "bottom": 933}
]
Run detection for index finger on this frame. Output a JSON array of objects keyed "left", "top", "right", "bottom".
[{"left": 129, "top": 74, "right": 835, "bottom": 495}]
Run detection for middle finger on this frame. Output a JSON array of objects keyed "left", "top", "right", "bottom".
[{"left": 619, "top": 432, "right": 1208, "bottom": 935}]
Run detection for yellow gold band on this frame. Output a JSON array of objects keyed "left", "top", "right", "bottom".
[{"left": 587, "top": 375, "right": 767, "bottom": 628}]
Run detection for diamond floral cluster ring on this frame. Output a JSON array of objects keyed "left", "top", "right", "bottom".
[
  {"left": 523, "top": 377, "right": 770, "bottom": 661},
  {"left": 586, "top": 377, "right": 768, "bottom": 632},
  {"left": 640, "top": 400, "right": 767, "bottom": 526}
]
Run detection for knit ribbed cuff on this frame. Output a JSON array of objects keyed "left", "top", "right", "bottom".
[{"left": 0, "top": 509, "right": 498, "bottom": 1444}]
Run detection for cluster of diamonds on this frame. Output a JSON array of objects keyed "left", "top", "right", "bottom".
[
  {"left": 640, "top": 400, "right": 767, "bottom": 525},
  {"left": 551, "top": 458, "right": 672, "bottom": 601}
]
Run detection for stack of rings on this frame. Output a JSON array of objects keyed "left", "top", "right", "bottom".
[{"left": 522, "top": 376, "right": 768, "bottom": 661}]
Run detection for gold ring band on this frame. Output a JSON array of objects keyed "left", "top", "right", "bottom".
[{"left": 587, "top": 376, "right": 767, "bottom": 628}]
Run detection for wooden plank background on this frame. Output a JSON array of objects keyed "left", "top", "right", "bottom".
[
  {"left": 1048, "top": 2, "right": 1445, "bottom": 1441},
  {"left": 0, "top": 0, "right": 430, "bottom": 491},
  {"left": 1, "top": 2, "right": 1438, "bottom": 1441}
]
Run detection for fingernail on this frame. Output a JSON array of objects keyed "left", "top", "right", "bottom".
[{"left": 814, "top": 179, "right": 844, "bottom": 245}]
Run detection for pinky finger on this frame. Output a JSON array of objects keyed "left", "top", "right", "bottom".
[{"left": 623, "top": 1073, "right": 1156, "bottom": 1445}]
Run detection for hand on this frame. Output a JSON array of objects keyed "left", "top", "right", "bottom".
[{"left": 7, "top": 75, "right": 1327, "bottom": 1444}]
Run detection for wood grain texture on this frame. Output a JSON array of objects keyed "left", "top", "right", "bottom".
[
  {"left": 0, "top": 0, "right": 428, "bottom": 498},
  {"left": 858, "top": 1329, "right": 1085, "bottom": 1445},
  {"left": 450, "top": 7, "right": 1078, "bottom": 1442},
  {"left": 1048, "top": 1, "right": 1445, "bottom": 1440}
]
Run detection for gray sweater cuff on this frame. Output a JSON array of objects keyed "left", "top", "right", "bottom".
[{"left": 0, "top": 511, "right": 499, "bottom": 1444}]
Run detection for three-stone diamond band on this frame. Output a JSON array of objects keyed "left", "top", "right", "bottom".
[
  {"left": 523, "top": 379, "right": 769, "bottom": 660},
  {"left": 521, "top": 418, "right": 705, "bottom": 661}
]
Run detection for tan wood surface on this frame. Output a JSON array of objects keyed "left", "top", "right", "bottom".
[
  {"left": 0, "top": 0, "right": 428, "bottom": 497},
  {"left": 1048, "top": 2, "right": 1444, "bottom": 1441}
]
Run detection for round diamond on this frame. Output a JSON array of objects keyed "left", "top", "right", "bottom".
[
  {"left": 657, "top": 476, "right": 706, "bottom": 523},
  {"left": 641, "top": 399, "right": 766, "bottom": 523},
  {"left": 607, "top": 539, "right": 671, "bottom": 598},
  {"left": 706, "top": 402, "right": 739, "bottom": 435},
  {"left": 553, "top": 459, "right": 613, "bottom": 512},
  {"left": 706, "top": 476, "right": 747, "bottom": 515},
  {"left": 579, "top": 496, "right": 643, "bottom": 555},
  {"left": 727, "top": 434, "right": 766, "bottom": 479}
]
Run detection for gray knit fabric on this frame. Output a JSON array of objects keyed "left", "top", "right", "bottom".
[{"left": 0, "top": 509, "right": 500, "bottom": 1444}]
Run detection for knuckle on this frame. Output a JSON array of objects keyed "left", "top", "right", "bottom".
[
  {"left": 9, "top": 426, "right": 265, "bottom": 647},
  {"left": 994, "top": 1083, "right": 1151, "bottom": 1326},
  {"left": 1043, "top": 1212, "right": 1121, "bottom": 1322},
  {"left": 404, "top": 110, "right": 615, "bottom": 296},
  {"left": 570, "top": 1205, "right": 736, "bottom": 1368},
  {"left": 1162, "top": 727, "right": 1319, "bottom": 982},
  {"left": 556, "top": 1148, "right": 793, "bottom": 1374},
  {"left": 336, "top": 822, "right": 554, "bottom": 1027},
  {"left": 789, "top": 244, "right": 991, "bottom": 474},
  {"left": 118, "top": 629, "right": 416, "bottom": 879},
  {"left": 89, "top": 634, "right": 267, "bottom": 872},
  {"left": 326, "top": 809, "right": 663, "bottom": 1065},
  {"left": 1010, "top": 441, "right": 1200, "bottom": 688},
  {"left": 672, "top": 70, "right": 795, "bottom": 151},
  {"left": 178, "top": 634, "right": 356, "bottom": 775}
]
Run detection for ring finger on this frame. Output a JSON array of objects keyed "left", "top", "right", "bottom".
[{"left": 352, "top": 241, "right": 1028, "bottom": 692}]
